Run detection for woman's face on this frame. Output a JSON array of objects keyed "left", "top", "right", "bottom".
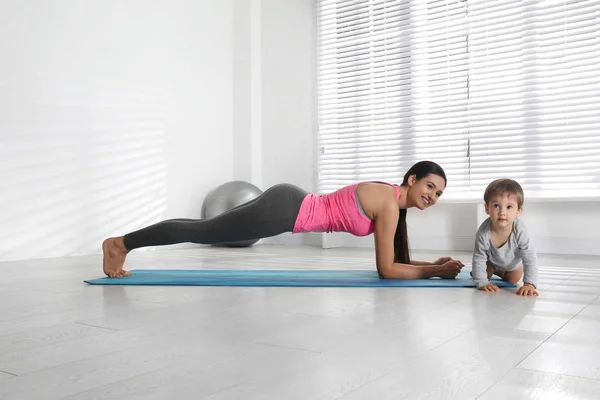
[{"left": 407, "top": 173, "right": 446, "bottom": 210}]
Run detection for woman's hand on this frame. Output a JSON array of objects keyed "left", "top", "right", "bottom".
[
  {"left": 437, "top": 260, "right": 463, "bottom": 279},
  {"left": 433, "top": 256, "right": 465, "bottom": 267}
]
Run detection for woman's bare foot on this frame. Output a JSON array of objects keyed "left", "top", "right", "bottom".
[{"left": 102, "top": 237, "right": 131, "bottom": 278}]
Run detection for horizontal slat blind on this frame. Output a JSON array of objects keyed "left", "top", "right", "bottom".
[
  {"left": 318, "top": 0, "right": 600, "bottom": 196},
  {"left": 318, "top": 0, "right": 470, "bottom": 193},
  {"left": 467, "top": 0, "right": 600, "bottom": 192}
]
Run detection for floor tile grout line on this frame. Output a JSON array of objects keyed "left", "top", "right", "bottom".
[
  {"left": 336, "top": 325, "right": 480, "bottom": 400},
  {"left": 0, "top": 314, "right": 126, "bottom": 339},
  {"left": 6, "top": 337, "right": 170, "bottom": 380},
  {"left": 257, "top": 323, "right": 480, "bottom": 400},
  {"left": 252, "top": 341, "right": 323, "bottom": 354},
  {"left": 514, "top": 366, "right": 600, "bottom": 383},
  {"left": 0, "top": 298, "right": 167, "bottom": 327},
  {"left": 51, "top": 353, "right": 236, "bottom": 400},
  {"left": 0, "top": 328, "right": 124, "bottom": 361},
  {"left": 196, "top": 383, "right": 242, "bottom": 400},
  {"left": 74, "top": 322, "right": 120, "bottom": 332},
  {"left": 475, "top": 291, "right": 600, "bottom": 399}
]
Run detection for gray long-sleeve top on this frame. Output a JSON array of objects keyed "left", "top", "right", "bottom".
[{"left": 471, "top": 217, "right": 538, "bottom": 288}]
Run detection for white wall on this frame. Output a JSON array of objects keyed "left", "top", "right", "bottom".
[
  {"left": 233, "top": 0, "right": 316, "bottom": 191},
  {"left": 2, "top": 0, "right": 596, "bottom": 261},
  {"left": 260, "top": 0, "right": 318, "bottom": 246},
  {"left": 252, "top": 0, "right": 600, "bottom": 257},
  {"left": 233, "top": 0, "right": 319, "bottom": 246},
  {"left": 259, "top": 0, "right": 316, "bottom": 192},
  {"left": 0, "top": 0, "right": 234, "bottom": 261},
  {"left": 516, "top": 201, "right": 600, "bottom": 256}
]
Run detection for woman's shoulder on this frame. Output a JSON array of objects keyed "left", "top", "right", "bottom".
[
  {"left": 358, "top": 180, "right": 397, "bottom": 188},
  {"left": 358, "top": 183, "right": 399, "bottom": 218},
  {"left": 357, "top": 181, "right": 400, "bottom": 197},
  {"left": 357, "top": 181, "right": 399, "bottom": 197}
]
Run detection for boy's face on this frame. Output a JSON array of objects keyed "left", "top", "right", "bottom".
[{"left": 485, "top": 192, "right": 522, "bottom": 228}]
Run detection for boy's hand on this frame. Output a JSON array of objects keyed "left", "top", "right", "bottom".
[
  {"left": 479, "top": 283, "right": 500, "bottom": 292},
  {"left": 516, "top": 283, "right": 539, "bottom": 296}
]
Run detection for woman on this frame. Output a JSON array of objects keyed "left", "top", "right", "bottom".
[{"left": 102, "top": 160, "right": 464, "bottom": 279}]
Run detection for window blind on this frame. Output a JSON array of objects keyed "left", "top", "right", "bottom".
[
  {"left": 317, "top": 0, "right": 600, "bottom": 196},
  {"left": 467, "top": 0, "right": 600, "bottom": 192}
]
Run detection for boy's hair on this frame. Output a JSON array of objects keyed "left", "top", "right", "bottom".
[{"left": 484, "top": 179, "right": 524, "bottom": 208}]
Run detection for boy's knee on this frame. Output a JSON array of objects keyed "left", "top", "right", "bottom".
[
  {"left": 485, "top": 261, "right": 499, "bottom": 279},
  {"left": 503, "top": 265, "right": 524, "bottom": 284}
]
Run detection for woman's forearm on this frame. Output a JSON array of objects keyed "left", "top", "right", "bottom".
[
  {"left": 379, "top": 263, "right": 442, "bottom": 279},
  {"left": 410, "top": 259, "right": 433, "bottom": 266}
]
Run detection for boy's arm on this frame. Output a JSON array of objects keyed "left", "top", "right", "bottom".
[
  {"left": 517, "top": 222, "right": 538, "bottom": 288},
  {"left": 472, "top": 230, "right": 490, "bottom": 288}
]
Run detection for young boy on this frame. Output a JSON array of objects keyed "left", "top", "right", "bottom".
[{"left": 471, "top": 179, "right": 539, "bottom": 296}]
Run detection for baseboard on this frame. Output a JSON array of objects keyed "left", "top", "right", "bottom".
[
  {"left": 534, "top": 237, "right": 600, "bottom": 256},
  {"left": 261, "top": 232, "right": 322, "bottom": 247},
  {"left": 320, "top": 233, "right": 475, "bottom": 252},
  {"left": 262, "top": 233, "right": 600, "bottom": 256}
]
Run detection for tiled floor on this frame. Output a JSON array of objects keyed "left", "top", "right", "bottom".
[{"left": 0, "top": 245, "right": 599, "bottom": 399}]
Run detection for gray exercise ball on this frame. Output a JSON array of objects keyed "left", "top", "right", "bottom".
[{"left": 201, "top": 180, "right": 263, "bottom": 247}]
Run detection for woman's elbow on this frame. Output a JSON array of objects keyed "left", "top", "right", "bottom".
[{"left": 377, "top": 265, "right": 395, "bottom": 279}]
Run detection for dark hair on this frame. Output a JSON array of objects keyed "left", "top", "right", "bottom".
[
  {"left": 484, "top": 178, "right": 524, "bottom": 208},
  {"left": 394, "top": 161, "right": 447, "bottom": 264}
]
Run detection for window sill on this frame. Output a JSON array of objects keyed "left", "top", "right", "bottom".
[{"left": 439, "top": 190, "right": 600, "bottom": 204}]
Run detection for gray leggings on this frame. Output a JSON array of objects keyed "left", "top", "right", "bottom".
[{"left": 123, "top": 183, "right": 308, "bottom": 251}]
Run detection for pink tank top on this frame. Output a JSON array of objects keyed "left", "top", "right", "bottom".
[{"left": 292, "top": 181, "right": 401, "bottom": 237}]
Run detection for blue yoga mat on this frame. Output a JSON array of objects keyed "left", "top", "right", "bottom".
[{"left": 84, "top": 269, "right": 516, "bottom": 288}]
